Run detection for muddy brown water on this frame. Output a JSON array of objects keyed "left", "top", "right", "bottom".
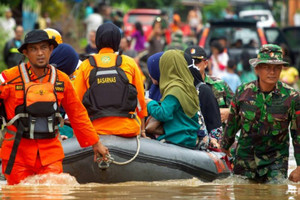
[{"left": 0, "top": 145, "right": 299, "bottom": 200}]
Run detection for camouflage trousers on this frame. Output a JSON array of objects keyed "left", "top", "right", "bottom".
[{"left": 233, "top": 155, "right": 288, "bottom": 183}]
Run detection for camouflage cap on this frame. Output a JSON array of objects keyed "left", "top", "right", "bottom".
[
  {"left": 171, "top": 30, "right": 183, "bottom": 44},
  {"left": 249, "top": 44, "right": 289, "bottom": 67}
]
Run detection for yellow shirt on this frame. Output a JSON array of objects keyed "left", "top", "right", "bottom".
[{"left": 280, "top": 67, "right": 299, "bottom": 85}]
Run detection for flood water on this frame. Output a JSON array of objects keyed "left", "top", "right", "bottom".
[
  {"left": 1, "top": 174, "right": 300, "bottom": 200},
  {"left": 0, "top": 146, "right": 299, "bottom": 200}
]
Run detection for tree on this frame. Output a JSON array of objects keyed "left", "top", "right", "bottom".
[
  {"left": 0, "top": 0, "right": 22, "bottom": 8},
  {"left": 110, "top": 0, "right": 179, "bottom": 9},
  {"left": 40, "top": 0, "right": 65, "bottom": 21},
  {"left": 202, "top": 0, "right": 228, "bottom": 22}
]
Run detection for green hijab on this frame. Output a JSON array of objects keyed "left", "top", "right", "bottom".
[{"left": 159, "top": 50, "right": 199, "bottom": 118}]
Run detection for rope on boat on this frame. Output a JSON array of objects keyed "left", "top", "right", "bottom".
[
  {"left": 112, "top": 135, "right": 141, "bottom": 165},
  {"left": 97, "top": 135, "right": 141, "bottom": 169}
]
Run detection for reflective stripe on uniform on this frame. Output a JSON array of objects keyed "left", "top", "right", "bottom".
[
  {"left": 9, "top": 48, "right": 19, "bottom": 53},
  {"left": 137, "top": 98, "right": 141, "bottom": 112},
  {"left": 20, "top": 63, "right": 30, "bottom": 83},
  {"left": 96, "top": 70, "right": 118, "bottom": 76},
  {"left": 49, "top": 65, "right": 56, "bottom": 84}
]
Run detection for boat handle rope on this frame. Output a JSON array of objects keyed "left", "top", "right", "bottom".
[{"left": 96, "top": 135, "right": 141, "bottom": 169}]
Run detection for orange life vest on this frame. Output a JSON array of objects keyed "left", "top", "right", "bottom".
[{"left": 3, "top": 63, "right": 63, "bottom": 174}]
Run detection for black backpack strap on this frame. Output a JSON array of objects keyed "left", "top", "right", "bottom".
[
  {"left": 114, "top": 55, "right": 129, "bottom": 84},
  {"left": 5, "top": 122, "right": 24, "bottom": 175},
  {"left": 88, "top": 56, "right": 97, "bottom": 68},
  {"left": 88, "top": 56, "right": 98, "bottom": 87},
  {"left": 116, "top": 55, "right": 122, "bottom": 67}
]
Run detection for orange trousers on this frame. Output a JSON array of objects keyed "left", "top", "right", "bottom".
[{"left": 2, "top": 155, "right": 63, "bottom": 185}]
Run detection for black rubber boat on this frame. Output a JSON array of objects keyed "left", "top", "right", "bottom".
[{"left": 62, "top": 135, "right": 231, "bottom": 183}]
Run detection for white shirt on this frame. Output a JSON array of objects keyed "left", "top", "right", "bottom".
[
  {"left": 211, "top": 52, "right": 229, "bottom": 78},
  {"left": 84, "top": 13, "right": 103, "bottom": 39},
  {"left": 0, "top": 17, "right": 16, "bottom": 39}
]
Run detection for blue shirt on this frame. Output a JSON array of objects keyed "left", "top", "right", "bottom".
[{"left": 221, "top": 72, "right": 241, "bottom": 92}]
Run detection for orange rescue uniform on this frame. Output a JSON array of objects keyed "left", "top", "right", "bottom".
[
  {"left": 0, "top": 63, "right": 100, "bottom": 184},
  {"left": 73, "top": 48, "right": 147, "bottom": 137}
]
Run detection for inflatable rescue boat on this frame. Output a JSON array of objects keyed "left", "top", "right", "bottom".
[{"left": 62, "top": 135, "right": 231, "bottom": 183}]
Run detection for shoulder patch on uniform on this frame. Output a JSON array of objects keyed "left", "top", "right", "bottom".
[{"left": 55, "top": 81, "right": 64, "bottom": 92}]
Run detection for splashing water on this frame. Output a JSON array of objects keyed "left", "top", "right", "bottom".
[{"left": 19, "top": 173, "right": 79, "bottom": 186}]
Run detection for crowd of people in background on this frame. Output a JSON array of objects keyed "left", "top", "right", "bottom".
[
  {"left": 1, "top": 3, "right": 298, "bottom": 92},
  {"left": 79, "top": 3, "right": 298, "bottom": 92}
]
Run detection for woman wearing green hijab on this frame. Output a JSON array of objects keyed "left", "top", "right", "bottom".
[{"left": 147, "top": 50, "right": 201, "bottom": 148}]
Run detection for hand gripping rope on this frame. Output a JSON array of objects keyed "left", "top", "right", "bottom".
[{"left": 96, "top": 135, "right": 141, "bottom": 169}]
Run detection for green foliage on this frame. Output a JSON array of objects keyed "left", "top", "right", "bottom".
[
  {"left": 111, "top": 0, "right": 137, "bottom": 8},
  {"left": 21, "top": 0, "right": 65, "bottom": 22},
  {"left": 0, "top": 0, "right": 21, "bottom": 8},
  {"left": 111, "top": 2, "right": 132, "bottom": 14},
  {"left": 0, "top": 4, "right": 10, "bottom": 72},
  {"left": 272, "top": 1, "right": 282, "bottom": 27},
  {"left": 40, "top": 0, "right": 65, "bottom": 21},
  {"left": 23, "top": 0, "right": 38, "bottom": 10},
  {"left": 111, "top": 0, "right": 179, "bottom": 9},
  {"left": 202, "top": 0, "right": 228, "bottom": 23},
  {"left": 137, "top": 0, "right": 178, "bottom": 8},
  {"left": 0, "top": 4, "right": 9, "bottom": 16},
  {"left": 0, "top": 29, "right": 8, "bottom": 72},
  {"left": 79, "top": 38, "right": 88, "bottom": 50}
]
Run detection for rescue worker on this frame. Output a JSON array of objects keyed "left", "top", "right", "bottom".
[
  {"left": 45, "top": 27, "right": 82, "bottom": 72},
  {"left": 73, "top": 23, "right": 147, "bottom": 137},
  {"left": 221, "top": 44, "right": 300, "bottom": 183},
  {"left": 44, "top": 28, "right": 63, "bottom": 44},
  {"left": 0, "top": 29, "right": 109, "bottom": 185},
  {"left": 3, "top": 25, "right": 24, "bottom": 68}
]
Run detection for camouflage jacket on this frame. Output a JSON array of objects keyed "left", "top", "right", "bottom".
[
  {"left": 205, "top": 75, "right": 233, "bottom": 108},
  {"left": 221, "top": 80, "right": 300, "bottom": 174}
]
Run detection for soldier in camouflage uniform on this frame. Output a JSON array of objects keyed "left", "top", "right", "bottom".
[
  {"left": 221, "top": 44, "right": 300, "bottom": 183},
  {"left": 204, "top": 75, "right": 233, "bottom": 123}
]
